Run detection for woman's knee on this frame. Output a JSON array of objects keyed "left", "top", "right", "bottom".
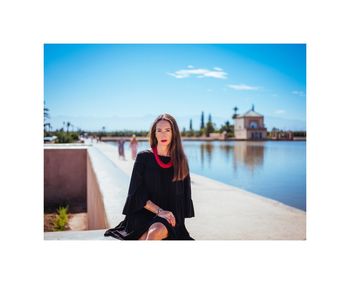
[{"left": 147, "top": 222, "right": 168, "bottom": 240}]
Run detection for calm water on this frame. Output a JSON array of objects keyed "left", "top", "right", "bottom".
[{"left": 107, "top": 140, "right": 306, "bottom": 211}]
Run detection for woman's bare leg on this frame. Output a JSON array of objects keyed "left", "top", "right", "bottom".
[
  {"left": 138, "top": 231, "right": 148, "bottom": 240},
  {"left": 145, "top": 222, "right": 168, "bottom": 240}
]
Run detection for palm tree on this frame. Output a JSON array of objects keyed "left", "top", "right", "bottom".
[
  {"left": 44, "top": 101, "right": 50, "bottom": 119},
  {"left": 232, "top": 106, "right": 239, "bottom": 119},
  {"left": 220, "top": 120, "right": 232, "bottom": 133},
  {"left": 66, "top": 121, "right": 71, "bottom": 133},
  {"left": 44, "top": 101, "right": 50, "bottom": 132}
]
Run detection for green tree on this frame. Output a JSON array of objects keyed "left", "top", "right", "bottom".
[
  {"left": 200, "top": 111, "right": 205, "bottom": 130},
  {"left": 220, "top": 120, "right": 233, "bottom": 133},
  {"left": 205, "top": 113, "right": 215, "bottom": 137},
  {"left": 187, "top": 119, "right": 194, "bottom": 137},
  {"left": 181, "top": 127, "right": 186, "bottom": 137}
]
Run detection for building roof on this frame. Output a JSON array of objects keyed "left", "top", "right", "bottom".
[
  {"left": 238, "top": 110, "right": 263, "bottom": 117},
  {"left": 237, "top": 105, "right": 264, "bottom": 118}
]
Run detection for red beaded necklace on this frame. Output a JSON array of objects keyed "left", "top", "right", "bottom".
[{"left": 152, "top": 146, "right": 173, "bottom": 168}]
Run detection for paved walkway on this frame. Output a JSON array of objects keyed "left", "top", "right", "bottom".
[{"left": 91, "top": 141, "right": 306, "bottom": 240}]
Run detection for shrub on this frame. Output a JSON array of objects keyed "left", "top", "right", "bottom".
[
  {"left": 53, "top": 205, "right": 69, "bottom": 231},
  {"left": 55, "top": 131, "right": 80, "bottom": 143}
]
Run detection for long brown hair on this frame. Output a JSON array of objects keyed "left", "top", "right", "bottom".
[{"left": 149, "top": 113, "right": 189, "bottom": 181}]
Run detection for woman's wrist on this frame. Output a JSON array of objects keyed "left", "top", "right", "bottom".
[{"left": 156, "top": 208, "right": 163, "bottom": 215}]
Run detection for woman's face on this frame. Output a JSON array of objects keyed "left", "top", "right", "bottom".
[{"left": 155, "top": 120, "right": 172, "bottom": 147}]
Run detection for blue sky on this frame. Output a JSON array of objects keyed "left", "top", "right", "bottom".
[{"left": 44, "top": 44, "right": 306, "bottom": 131}]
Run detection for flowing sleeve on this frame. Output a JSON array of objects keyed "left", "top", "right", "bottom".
[
  {"left": 122, "top": 152, "right": 149, "bottom": 215},
  {"left": 184, "top": 174, "right": 195, "bottom": 218}
]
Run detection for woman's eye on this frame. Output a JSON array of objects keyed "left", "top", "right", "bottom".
[{"left": 156, "top": 129, "right": 171, "bottom": 133}]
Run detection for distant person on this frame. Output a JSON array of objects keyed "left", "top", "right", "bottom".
[
  {"left": 104, "top": 113, "right": 195, "bottom": 240},
  {"left": 129, "top": 134, "right": 138, "bottom": 160},
  {"left": 118, "top": 138, "right": 126, "bottom": 160}
]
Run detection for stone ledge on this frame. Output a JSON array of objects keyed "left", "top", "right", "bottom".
[{"left": 44, "top": 229, "right": 114, "bottom": 240}]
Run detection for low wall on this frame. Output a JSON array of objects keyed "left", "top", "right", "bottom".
[
  {"left": 44, "top": 148, "right": 87, "bottom": 213},
  {"left": 44, "top": 145, "right": 109, "bottom": 230},
  {"left": 86, "top": 146, "right": 130, "bottom": 228},
  {"left": 87, "top": 153, "right": 108, "bottom": 229}
]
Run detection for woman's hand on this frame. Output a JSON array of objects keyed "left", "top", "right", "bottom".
[{"left": 158, "top": 210, "right": 176, "bottom": 227}]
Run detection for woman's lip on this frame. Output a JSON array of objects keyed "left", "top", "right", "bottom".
[{"left": 161, "top": 140, "right": 167, "bottom": 142}]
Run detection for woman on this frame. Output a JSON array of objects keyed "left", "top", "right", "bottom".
[
  {"left": 129, "top": 134, "right": 138, "bottom": 160},
  {"left": 104, "top": 113, "right": 195, "bottom": 240},
  {"left": 117, "top": 138, "right": 126, "bottom": 160}
]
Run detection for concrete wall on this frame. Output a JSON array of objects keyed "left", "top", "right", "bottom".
[
  {"left": 235, "top": 128, "right": 246, "bottom": 139},
  {"left": 235, "top": 118, "right": 245, "bottom": 130},
  {"left": 87, "top": 153, "right": 108, "bottom": 229},
  {"left": 44, "top": 148, "right": 87, "bottom": 213}
]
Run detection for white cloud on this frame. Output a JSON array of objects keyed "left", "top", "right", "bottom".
[
  {"left": 275, "top": 109, "right": 286, "bottom": 114},
  {"left": 227, "top": 84, "right": 260, "bottom": 90},
  {"left": 187, "top": 65, "right": 194, "bottom": 68},
  {"left": 292, "top": 90, "right": 305, "bottom": 96},
  {"left": 168, "top": 67, "right": 227, "bottom": 79}
]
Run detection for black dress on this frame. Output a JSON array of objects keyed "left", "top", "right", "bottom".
[{"left": 104, "top": 149, "right": 195, "bottom": 240}]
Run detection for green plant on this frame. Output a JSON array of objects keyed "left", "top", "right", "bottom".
[
  {"left": 53, "top": 205, "right": 69, "bottom": 231},
  {"left": 55, "top": 131, "right": 79, "bottom": 143}
]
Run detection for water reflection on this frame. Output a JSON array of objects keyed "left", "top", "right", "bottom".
[
  {"left": 200, "top": 143, "right": 214, "bottom": 169},
  {"left": 184, "top": 140, "right": 306, "bottom": 211},
  {"left": 219, "top": 144, "right": 232, "bottom": 165},
  {"left": 233, "top": 142, "right": 265, "bottom": 173},
  {"left": 199, "top": 141, "right": 265, "bottom": 173}
]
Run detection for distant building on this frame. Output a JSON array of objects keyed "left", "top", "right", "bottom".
[
  {"left": 234, "top": 105, "right": 267, "bottom": 140},
  {"left": 44, "top": 136, "right": 57, "bottom": 143},
  {"left": 271, "top": 130, "right": 294, "bottom": 140}
]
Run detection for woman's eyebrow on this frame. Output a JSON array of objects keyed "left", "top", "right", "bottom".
[{"left": 156, "top": 127, "right": 171, "bottom": 130}]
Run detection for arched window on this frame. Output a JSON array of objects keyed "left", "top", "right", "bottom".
[{"left": 249, "top": 121, "right": 258, "bottom": 129}]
